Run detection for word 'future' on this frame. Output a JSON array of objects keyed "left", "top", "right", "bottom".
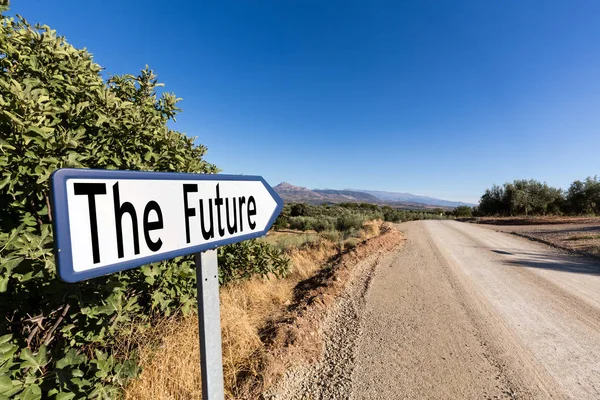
[{"left": 75, "top": 182, "right": 257, "bottom": 264}]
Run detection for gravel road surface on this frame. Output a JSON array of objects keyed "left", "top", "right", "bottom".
[{"left": 269, "top": 220, "right": 600, "bottom": 399}]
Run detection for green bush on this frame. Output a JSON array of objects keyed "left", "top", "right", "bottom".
[
  {"left": 310, "top": 217, "right": 336, "bottom": 232},
  {"left": 288, "top": 217, "right": 313, "bottom": 231},
  {"left": 290, "top": 203, "right": 309, "bottom": 217},
  {"left": 218, "top": 240, "right": 290, "bottom": 285},
  {"left": 287, "top": 216, "right": 338, "bottom": 232},
  {"left": 453, "top": 206, "right": 473, "bottom": 218},
  {"left": 272, "top": 215, "right": 289, "bottom": 231},
  {"left": 319, "top": 231, "right": 341, "bottom": 243},
  {"left": 0, "top": 11, "right": 285, "bottom": 399},
  {"left": 335, "top": 215, "right": 365, "bottom": 232}
]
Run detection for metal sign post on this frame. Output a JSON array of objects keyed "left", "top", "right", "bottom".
[
  {"left": 195, "top": 250, "right": 224, "bottom": 400},
  {"left": 50, "top": 168, "right": 284, "bottom": 400}
]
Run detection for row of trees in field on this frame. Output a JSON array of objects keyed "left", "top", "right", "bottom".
[
  {"left": 274, "top": 202, "right": 449, "bottom": 232},
  {"left": 475, "top": 177, "right": 600, "bottom": 216}
]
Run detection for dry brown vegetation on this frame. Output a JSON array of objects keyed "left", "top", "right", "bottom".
[
  {"left": 511, "top": 227, "right": 600, "bottom": 258},
  {"left": 473, "top": 217, "right": 600, "bottom": 259},
  {"left": 124, "top": 221, "right": 393, "bottom": 399}
]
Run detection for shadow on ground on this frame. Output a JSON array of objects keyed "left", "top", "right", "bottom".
[
  {"left": 520, "top": 226, "right": 600, "bottom": 235},
  {"left": 502, "top": 251, "right": 600, "bottom": 276}
]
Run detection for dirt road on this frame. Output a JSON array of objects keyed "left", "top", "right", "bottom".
[{"left": 268, "top": 220, "right": 600, "bottom": 399}]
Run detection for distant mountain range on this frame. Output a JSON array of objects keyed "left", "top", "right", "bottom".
[
  {"left": 274, "top": 182, "right": 379, "bottom": 203},
  {"left": 354, "top": 189, "right": 475, "bottom": 208},
  {"left": 273, "top": 183, "right": 475, "bottom": 209}
]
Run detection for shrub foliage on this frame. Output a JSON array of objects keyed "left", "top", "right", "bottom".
[
  {"left": 218, "top": 240, "right": 289, "bottom": 285},
  {"left": 0, "top": 12, "right": 289, "bottom": 399}
]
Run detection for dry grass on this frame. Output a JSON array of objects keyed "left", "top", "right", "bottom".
[
  {"left": 124, "top": 221, "right": 384, "bottom": 400},
  {"left": 123, "top": 317, "right": 202, "bottom": 399},
  {"left": 360, "top": 219, "right": 381, "bottom": 239},
  {"left": 260, "top": 231, "right": 321, "bottom": 251}
]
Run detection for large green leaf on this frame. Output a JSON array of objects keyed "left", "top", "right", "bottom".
[
  {"left": 0, "top": 276, "right": 8, "bottom": 293},
  {"left": 56, "top": 349, "right": 86, "bottom": 369},
  {"left": 0, "top": 335, "right": 12, "bottom": 346},
  {"left": 55, "top": 393, "right": 75, "bottom": 400},
  {"left": 19, "top": 346, "right": 47, "bottom": 373},
  {"left": 0, "top": 376, "right": 14, "bottom": 394},
  {"left": 20, "top": 384, "right": 42, "bottom": 400}
]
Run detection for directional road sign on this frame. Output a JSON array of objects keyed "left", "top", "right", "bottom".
[
  {"left": 51, "top": 168, "right": 284, "bottom": 400},
  {"left": 51, "top": 168, "right": 284, "bottom": 283}
]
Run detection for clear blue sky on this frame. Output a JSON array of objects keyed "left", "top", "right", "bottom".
[{"left": 10, "top": 1, "right": 600, "bottom": 203}]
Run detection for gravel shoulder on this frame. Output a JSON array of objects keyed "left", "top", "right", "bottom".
[{"left": 264, "top": 251, "right": 397, "bottom": 399}]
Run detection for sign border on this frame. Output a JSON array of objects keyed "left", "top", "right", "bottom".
[{"left": 51, "top": 168, "right": 284, "bottom": 283}]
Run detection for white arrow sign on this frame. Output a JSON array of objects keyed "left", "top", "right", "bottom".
[{"left": 51, "top": 168, "right": 283, "bottom": 282}]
